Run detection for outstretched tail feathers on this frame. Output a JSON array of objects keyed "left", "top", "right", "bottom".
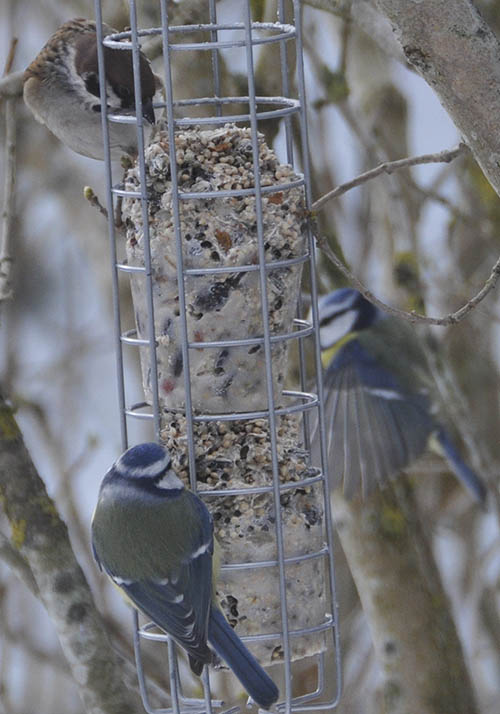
[
  {"left": 435, "top": 428, "right": 487, "bottom": 505},
  {"left": 208, "top": 607, "right": 279, "bottom": 710}
]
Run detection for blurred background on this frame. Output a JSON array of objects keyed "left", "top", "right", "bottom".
[{"left": 1, "top": 1, "right": 500, "bottom": 713}]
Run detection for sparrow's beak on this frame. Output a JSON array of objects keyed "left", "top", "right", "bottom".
[{"left": 142, "top": 98, "right": 155, "bottom": 125}]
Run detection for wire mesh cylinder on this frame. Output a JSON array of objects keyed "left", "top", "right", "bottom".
[{"left": 94, "top": 0, "right": 341, "bottom": 711}]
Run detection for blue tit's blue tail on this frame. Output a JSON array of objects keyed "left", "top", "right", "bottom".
[
  {"left": 208, "top": 606, "right": 279, "bottom": 710},
  {"left": 435, "top": 428, "right": 487, "bottom": 504}
]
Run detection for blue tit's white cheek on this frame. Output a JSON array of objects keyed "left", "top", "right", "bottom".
[
  {"left": 155, "top": 470, "right": 184, "bottom": 490},
  {"left": 320, "top": 309, "right": 357, "bottom": 349}
]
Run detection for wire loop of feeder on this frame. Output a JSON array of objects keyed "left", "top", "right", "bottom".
[{"left": 94, "top": 0, "right": 341, "bottom": 711}]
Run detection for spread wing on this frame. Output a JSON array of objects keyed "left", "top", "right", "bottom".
[{"left": 319, "top": 339, "right": 434, "bottom": 498}]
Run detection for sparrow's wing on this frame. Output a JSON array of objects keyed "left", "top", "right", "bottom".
[{"left": 322, "top": 339, "right": 434, "bottom": 498}]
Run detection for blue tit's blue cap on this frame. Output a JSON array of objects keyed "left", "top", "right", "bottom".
[
  {"left": 115, "top": 442, "right": 172, "bottom": 479},
  {"left": 318, "top": 288, "right": 361, "bottom": 314},
  {"left": 318, "top": 288, "right": 364, "bottom": 326}
]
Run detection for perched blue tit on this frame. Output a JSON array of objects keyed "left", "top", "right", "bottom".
[
  {"left": 91, "top": 443, "right": 279, "bottom": 710},
  {"left": 317, "top": 288, "right": 487, "bottom": 503}
]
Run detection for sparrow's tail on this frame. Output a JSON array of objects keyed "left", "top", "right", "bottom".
[
  {"left": 435, "top": 427, "right": 487, "bottom": 504},
  {"left": 208, "top": 606, "right": 279, "bottom": 710}
]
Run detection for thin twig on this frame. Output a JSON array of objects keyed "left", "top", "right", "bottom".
[
  {"left": 0, "top": 70, "right": 22, "bottom": 99},
  {"left": 85, "top": 185, "right": 126, "bottom": 232},
  {"left": 4, "top": 623, "right": 69, "bottom": 672},
  {"left": 312, "top": 143, "right": 468, "bottom": 212},
  {"left": 316, "top": 232, "right": 500, "bottom": 325},
  {"left": 0, "top": 39, "right": 19, "bottom": 303},
  {"left": 3, "top": 37, "right": 18, "bottom": 76},
  {"left": 84, "top": 186, "right": 109, "bottom": 220}
]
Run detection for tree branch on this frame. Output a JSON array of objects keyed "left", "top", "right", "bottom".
[
  {"left": 332, "top": 481, "right": 479, "bottom": 714},
  {"left": 0, "top": 70, "right": 23, "bottom": 100},
  {"left": 316, "top": 233, "right": 500, "bottom": 326},
  {"left": 373, "top": 0, "right": 500, "bottom": 199},
  {"left": 312, "top": 143, "right": 467, "bottom": 212},
  {"left": 0, "top": 530, "right": 38, "bottom": 596},
  {"left": 0, "top": 41, "right": 19, "bottom": 303},
  {"left": 0, "top": 391, "right": 144, "bottom": 714}
]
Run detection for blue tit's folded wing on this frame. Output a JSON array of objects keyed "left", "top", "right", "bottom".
[
  {"left": 322, "top": 339, "right": 434, "bottom": 498},
  {"left": 119, "top": 538, "right": 214, "bottom": 666}
]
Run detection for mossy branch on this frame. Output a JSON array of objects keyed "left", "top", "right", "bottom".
[{"left": 0, "top": 391, "right": 143, "bottom": 714}]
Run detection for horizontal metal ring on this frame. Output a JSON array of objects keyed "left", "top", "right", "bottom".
[
  {"left": 220, "top": 546, "right": 329, "bottom": 571},
  {"left": 138, "top": 614, "right": 334, "bottom": 644},
  {"left": 197, "top": 470, "right": 324, "bottom": 498},
  {"left": 183, "top": 252, "right": 310, "bottom": 277},
  {"left": 193, "top": 389, "right": 318, "bottom": 422},
  {"left": 120, "top": 317, "right": 312, "bottom": 348},
  {"left": 103, "top": 22, "right": 296, "bottom": 52}
]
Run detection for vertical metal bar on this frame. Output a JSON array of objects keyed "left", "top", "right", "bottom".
[
  {"left": 278, "top": 0, "right": 294, "bottom": 165},
  {"left": 129, "top": 0, "right": 161, "bottom": 440},
  {"left": 297, "top": 292, "right": 311, "bottom": 455},
  {"left": 159, "top": 0, "right": 198, "bottom": 491},
  {"left": 167, "top": 638, "right": 181, "bottom": 714},
  {"left": 278, "top": 0, "right": 307, "bottom": 457},
  {"left": 201, "top": 667, "right": 215, "bottom": 714},
  {"left": 132, "top": 610, "right": 154, "bottom": 714},
  {"left": 243, "top": 4, "right": 293, "bottom": 712},
  {"left": 94, "top": 0, "right": 128, "bottom": 450},
  {"left": 293, "top": 0, "right": 342, "bottom": 703},
  {"left": 208, "top": 0, "right": 222, "bottom": 118}
]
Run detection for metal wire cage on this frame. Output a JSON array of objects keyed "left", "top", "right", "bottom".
[{"left": 93, "top": 0, "right": 341, "bottom": 712}]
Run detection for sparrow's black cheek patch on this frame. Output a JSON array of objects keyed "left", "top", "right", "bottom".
[
  {"left": 83, "top": 72, "right": 100, "bottom": 99},
  {"left": 115, "top": 85, "right": 134, "bottom": 109}
]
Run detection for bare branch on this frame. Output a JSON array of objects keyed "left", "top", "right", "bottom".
[
  {"left": 0, "top": 70, "right": 23, "bottom": 100},
  {"left": 332, "top": 481, "right": 479, "bottom": 714},
  {"left": 0, "top": 41, "right": 19, "bottom": 303},
  {"left": 0, "top": 392, "right": 144, "bottom": 714},
  {"left": 3, "top": 38, "right": 18, "bottom": 76},
  {"left": 0, "top": 531, "right": 38, "bottom": 596},
  {"left": 312, "top": 143, "right": 467, "bottom": 212},
  {"left": 303, "top": 0, "right": 407, "bottom": 65},
  {"left": 373, "top": 0, "right": 500, "bottom": 199},
  {"left": 0, "top": 99, "right": 16, "bottom": 302},
  {"left": 84, "top": 186, "right": 109, "bottom": 220},
  {"left": 316, "top": 233, "right": 500, "bottom": 326}
]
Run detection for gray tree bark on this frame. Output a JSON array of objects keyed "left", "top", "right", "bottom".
[
  {"left": 333, "top": 481, "right": 479, "bottom": 714},
  {"left": 0, "top": 392, "right": 144, "bottom": 714},
  {"left": 374, "top": 0, "right": 500, "bottom": 197}
]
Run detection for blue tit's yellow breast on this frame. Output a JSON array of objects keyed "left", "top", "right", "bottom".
[{"left": 321, "top": 332, "right": 359, "bottom": 368}]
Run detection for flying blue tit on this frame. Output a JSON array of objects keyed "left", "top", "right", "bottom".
[
  {"left": 91, "top": 443, "right": 279, "bottom": 710},
  {"left": 316, "top": 288, "right": 487, "bottom": 503}
]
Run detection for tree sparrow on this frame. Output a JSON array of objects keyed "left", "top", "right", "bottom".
[{"left": 23, "top": 18, "right": 157, "bottom": 160}]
